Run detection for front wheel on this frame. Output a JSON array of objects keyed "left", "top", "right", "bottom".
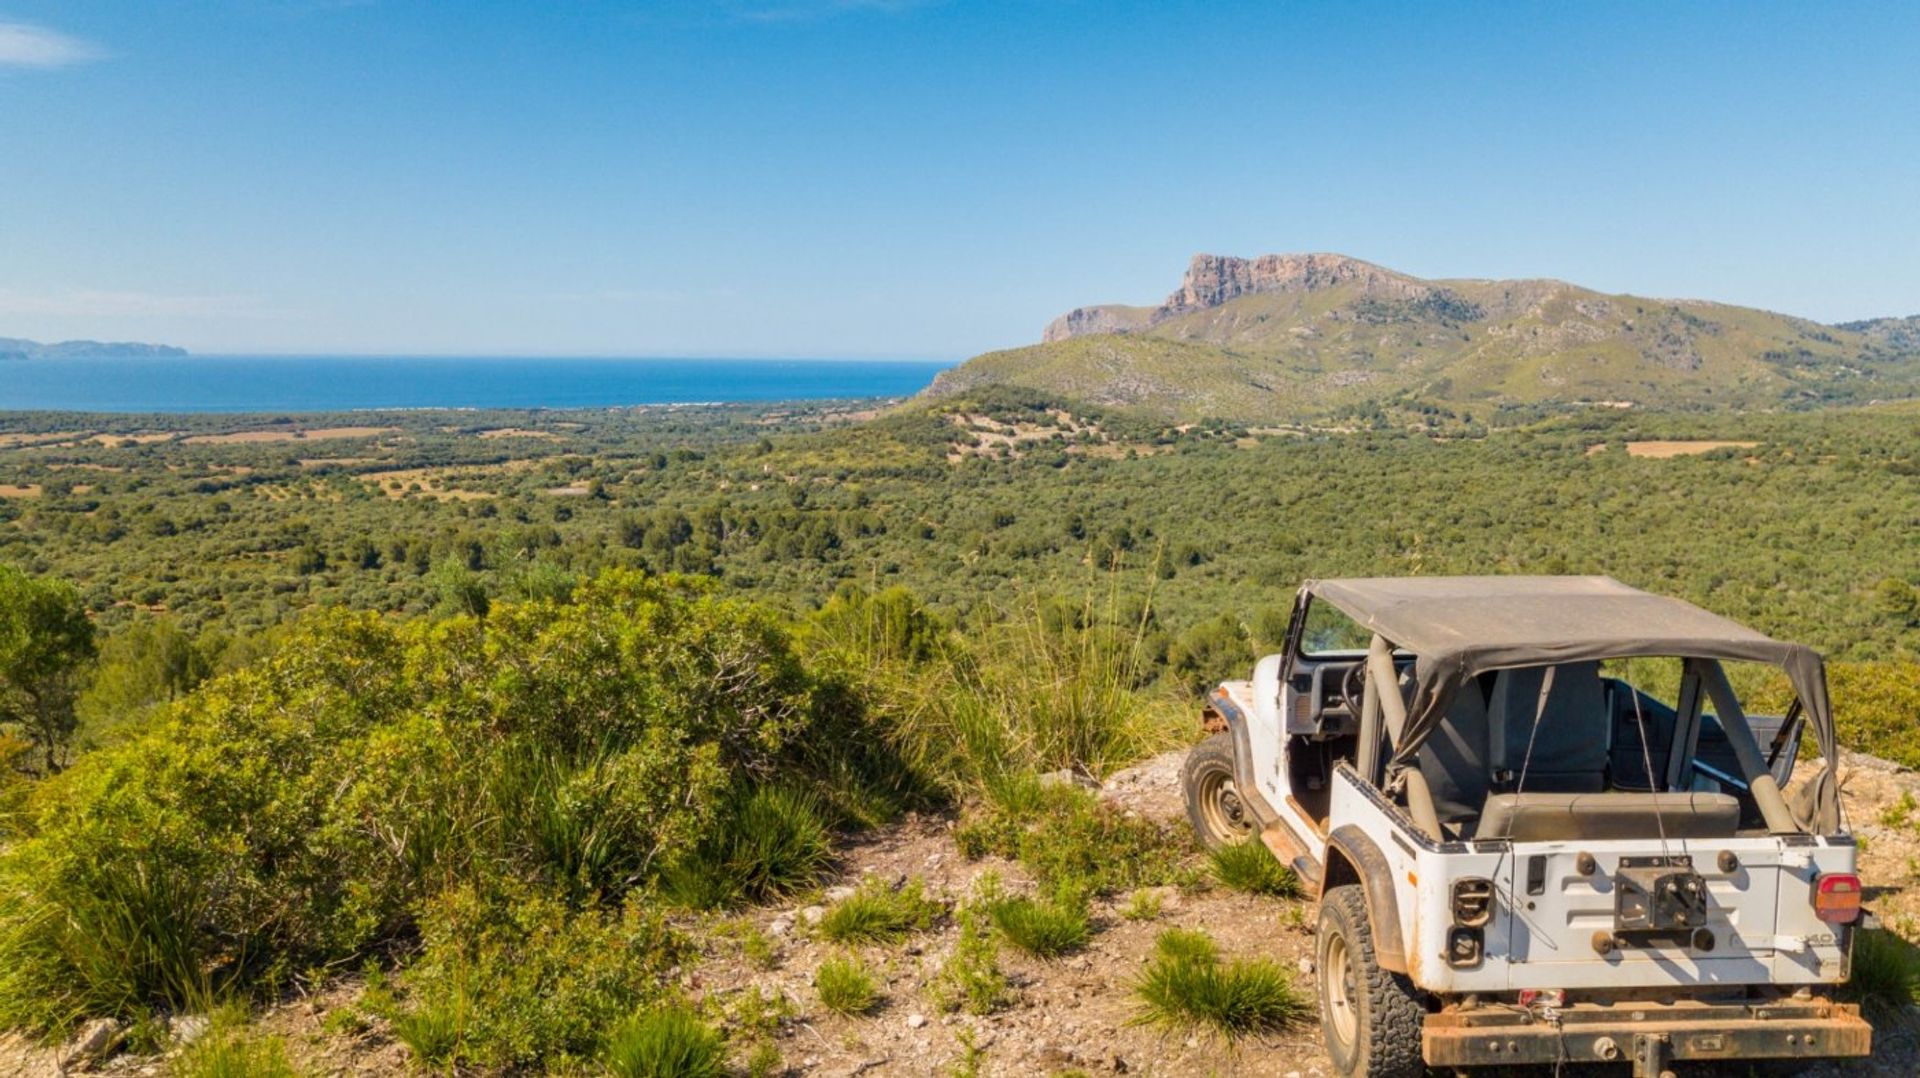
[
  {"left": 1182, "top": 732, "right": 1257, "bottom": 849},
  {"left": 1317, "top": 885, "right": 1426, "bottom": 1078}
]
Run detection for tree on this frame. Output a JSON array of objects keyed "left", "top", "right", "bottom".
[{"left": 0, "top": 566, "right": 96, "bottom": 772}]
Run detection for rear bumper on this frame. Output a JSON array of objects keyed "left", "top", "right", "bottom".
[{"left": 1424, "top": 998, "right": 1871, "bottom": 1071}]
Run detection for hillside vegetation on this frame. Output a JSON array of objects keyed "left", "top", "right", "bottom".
[
  {"left": 928, "top": 253, "right": 1920, "bottom": 420},
  {"left": 5, "top": 394, "right": 1920, "bottom": 1073}
]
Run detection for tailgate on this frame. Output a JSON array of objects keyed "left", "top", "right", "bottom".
[{"left": 1496, "top": 838, "right": 1855, "bottom": 990}]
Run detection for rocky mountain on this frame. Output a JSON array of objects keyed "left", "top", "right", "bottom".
[
  {"left": 931, "top": 254, "right": 1920, "bottom": 421},
  {"left": 0, "top": 337, "right": 188, "bottom": 360}
]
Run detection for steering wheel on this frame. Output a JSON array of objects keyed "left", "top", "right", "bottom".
[{"left": 1338, "top": 662, "right": 1369, "bottom": 716}]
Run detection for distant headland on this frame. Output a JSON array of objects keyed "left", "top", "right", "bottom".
[{"left": 0, "top": 337, "right": 189, "bottom": 361}]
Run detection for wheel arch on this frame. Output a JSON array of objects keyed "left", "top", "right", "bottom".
[
  {"left": 1200, "top": 687, "right": 1279, "bottom": 826},
  {"left": 1322, "top": 824, "right": 1409, "bottom": 974}
]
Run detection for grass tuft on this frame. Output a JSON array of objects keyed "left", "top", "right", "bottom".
[
  {"left": 1844, "top": 928, "right": 1920, "bottom": 1017},
  {"left": 814, "top": 955, "right": 881, "bottom": 1016},
  {"left": 1132, "top": 927, "right": 1307, "bottom": 1040},
  {"left": 662, "top": 785, "right": 835, "bottom": 909},
  {"left": 1120, "top": 889, "right": 1164, "bottom": 921},
  {"left": 1208, "top": 839, "right": 1300, "bottom": 897},
  {"left": 986, "top": 894, "right": 1091, "bottom": 958},
  {"left": 816, "top": 877, "right": 943, "bottom": 944},
  {"left": 172, "top": 1008, "right": 302, "bottom": 1078},
  {"left": 388, "top": 985, "right": 467, "bottom": 1068},
  {"left": 602, "top": 1004, "right": 726, "bottom": 1078}
]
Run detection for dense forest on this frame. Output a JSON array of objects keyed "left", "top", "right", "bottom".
[{"left": 3, "top": 391, "right": 1920, "bottom": 1072}]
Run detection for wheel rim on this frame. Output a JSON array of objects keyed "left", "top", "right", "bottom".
[
  {"left": 1324, "top": 929, "right": 1359, "bottom": 1050},
  {"left": 1195, "top": 765, "right": 1255, "bottom": 843}
]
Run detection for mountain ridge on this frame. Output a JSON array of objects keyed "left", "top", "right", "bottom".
[
  {"left": 0, "top": 337, "right": 189, "bottom": 361},
  {"left": 930, "top": 253, "right": 1920, "bottom": 421}
]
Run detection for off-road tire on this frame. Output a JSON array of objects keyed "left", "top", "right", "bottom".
[
  {"left": 1317, "top": 884, "right": 1426, "bottom": 1078},
  {"left": 1182, "top": 732, "right": 1256, "bottom": 849}
]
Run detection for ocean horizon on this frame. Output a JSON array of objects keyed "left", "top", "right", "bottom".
[{"left": 0, "top": 354, "right": 956, "bottom": 413}]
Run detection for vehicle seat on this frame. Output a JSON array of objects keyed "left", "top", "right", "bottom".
[
  {"left": 1487, "top": 663, "right": 1609, "bottom": 793},
  {"left": 1417, "top": 678, "right": 1491, "bottom": 833},
  {"left": 1477, "top": 791, "right": 1740, "bottom": 841}
]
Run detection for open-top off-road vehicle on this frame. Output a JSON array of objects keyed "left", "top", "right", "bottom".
[{"left": 1183, "top": 577, "right": 1871, "bottom": 1077}]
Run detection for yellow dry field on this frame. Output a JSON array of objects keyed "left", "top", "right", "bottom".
[
  {"left": 1623, "top": 440, "right": 1760, "bottom": 458},
  {"left": 89, "top": 432, "right": 180, "bottom": 445},
  {"left": 182, "top": 426, "right": 399, "bottom": 445},
  {"left": 1586, "top": 440, "right": 1762, "bottom": 458},
  {"left": 0, "top": 484, "right": 42, "bottom": 498},
  {"left": 476, "top": 427, "right": 563, "bottom": 440},
  {"left": 0, "top": 431, "right": 86, "bottom": 449}
]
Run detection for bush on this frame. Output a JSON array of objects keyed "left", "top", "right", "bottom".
[
  {"left": 816, "top": 877, "right": 943, "bottom": 944},
  {"left": 0, "top": 573, "right": 824, "bottom": 1033},
  {"left": 814, "top": 955, "right": 880, "bottom": 1016},
  {"left": 987, "top": 893, "right": 1091, "bottom": 958},
  {"left": 1208, "top": 840, "right": 1300, "bottom": 897},
  {"left": 602, "top": 1004, "right": 726, "bottom": 1078},
  {"left": 390, "top": 883, "right": 684, "bottom": 1070},
  {"left": 1132, "top": 928, "right": 1308, "bottom": 1040}
]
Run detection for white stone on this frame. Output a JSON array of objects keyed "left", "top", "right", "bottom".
[
  {"left": 906, "top": 1013, "right": 927, "bottom": 1029},
  {"left": 169, "top": 1014, "right": 211, "bottom": 1048}
]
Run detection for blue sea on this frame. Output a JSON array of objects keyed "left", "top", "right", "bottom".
[{"left": 0, "top": 355, "right": 955, "bottom": 413}]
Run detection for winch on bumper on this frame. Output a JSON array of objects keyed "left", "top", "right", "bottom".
[{"left": 1424, "top": 996, "right": 1872, "bottom": 1077}]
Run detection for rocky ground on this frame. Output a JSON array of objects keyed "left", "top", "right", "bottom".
[{"left": 7, "top": 748, "right": 1920, "bottom": 1077}]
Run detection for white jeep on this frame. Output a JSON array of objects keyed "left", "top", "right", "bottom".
[{"left": 1182, "top": 576, "right": 1871, "bottom": 1078}]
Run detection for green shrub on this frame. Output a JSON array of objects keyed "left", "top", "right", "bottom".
[
  {"left": 662, "top": 785, "right": 835, "bottom": 909},
  {"left": 955, "top": 781, "right": 1184, "bottom": 896},
  {"left": 1881, "top": 791, "right": 1918, "bottom": 830},
  {"left": 814, "top": 955, "right": 880, "bottom": 1016},
  {"left": 0, "top": 573, "right": 825, "bottom": 1033},
  {"left": 390, "top": 883, "right": 685, "bottom": 1070},
  {"left": 1843, "top": 928, "right": 1920, "bottom": 1016},
  {"left": 931, "top": 890, "right": 1011, "bottom": 1015},
  {"left": 986, "top": 894, "right": 1091, "bottom": 958},
  {"left": 602, "top": 1004, "right": 726, "bottom": 1078},
  {"left": 1132, "top": 928, "right": 1307, "bottom": 1040},
  {"left": 816, "top": 877, "right": 944, "bottom": 944},
  {"left": 831, "top": 591, "right": 1182, "bottom": 797},
  {"left": 1208, "top": 839, "right": 1300, "bottom": 897}
]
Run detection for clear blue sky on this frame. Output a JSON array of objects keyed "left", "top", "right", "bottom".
[{"left": 2, "top": 1, "right": 1916, "bottom": 358}]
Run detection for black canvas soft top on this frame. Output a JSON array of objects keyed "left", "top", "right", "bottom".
[{"left": 1305, "top": 575, "right": 1842, "bottom": 833}]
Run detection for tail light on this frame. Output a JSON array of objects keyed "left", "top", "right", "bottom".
[
  {"left": 1813, "top": 873, "right": 1862, "bottom": 924},
  {"left": 1451, "top": 877, "right": 1493, "bottom": 928}
]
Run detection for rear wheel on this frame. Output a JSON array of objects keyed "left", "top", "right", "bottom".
[
  {"left": 1317, "top": 884, "right": 1425, "bottom": 1078},
  {"left": 1182, "top": 732, "right": 1256, "bottom": 849}
]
